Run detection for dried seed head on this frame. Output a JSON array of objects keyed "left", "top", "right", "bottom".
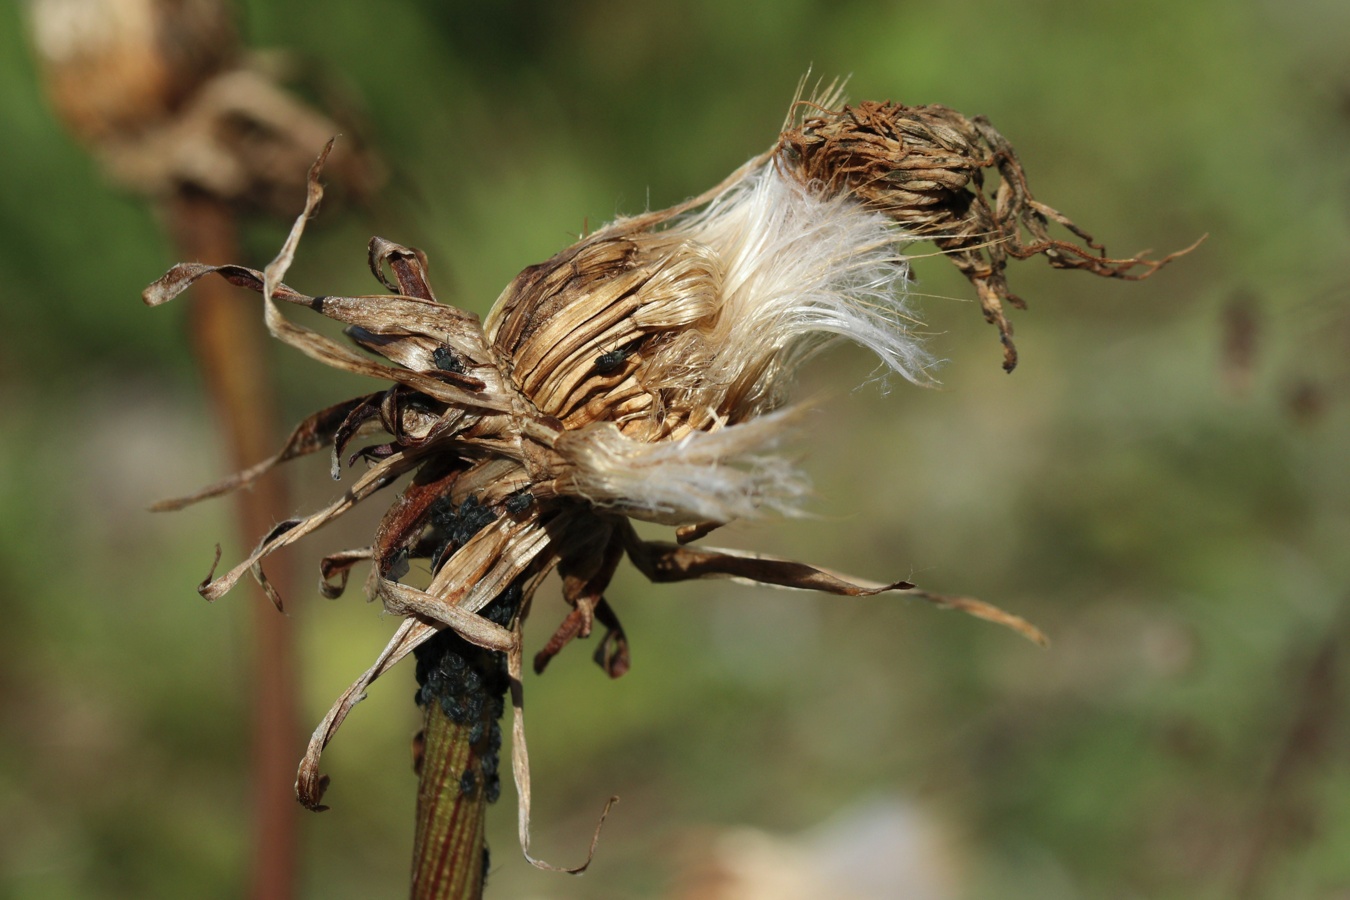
[
  {"left": 27, "top": 0, "right": 381, "bottom": 213},
  {"left": 144, "top": 87, "right": 1189, "bottom": 866},
  {"left": 27, "top": 0, "right": 236, "bottom": 141},
  {"left": 485, "top": 158, "right": 930, "bottom": 444}
]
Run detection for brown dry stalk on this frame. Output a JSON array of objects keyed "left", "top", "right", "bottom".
[
  {"left": 168, "top": 190, "right": 300, "bottom": 900},
  {"left": 144, "top": 86, "right": 1188, "bottom": 881}
]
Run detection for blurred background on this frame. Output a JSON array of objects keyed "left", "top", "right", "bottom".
[{"left": 3, "top": 0, "right": 1349, "bottom": 897}]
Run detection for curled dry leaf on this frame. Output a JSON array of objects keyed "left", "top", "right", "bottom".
[{"left": 145, "top": 86, "right": 1188, "bottom": 868}]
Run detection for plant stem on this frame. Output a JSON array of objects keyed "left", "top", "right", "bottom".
[
  {"left": 411, "top": 699, "right": 490, "bottom": 899},
  {"left": 168, "top": 189, "right": 301, "bottom": 900},
  {"left": 411, "top": 580, "right": 520, "bottom": 900}
]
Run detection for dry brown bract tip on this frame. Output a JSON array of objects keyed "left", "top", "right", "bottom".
[
  {"left": 779, "top": 98, "right": 1201, "bottom": 371},
  {"left": 144, "top": 86, "right": 1186, "bottom": 867}
]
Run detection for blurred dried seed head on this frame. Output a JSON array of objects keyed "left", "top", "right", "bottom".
[
  {"left": 29, "top": 0, "right": 234, "bottom": 140},
  {"left": 145, "top": 85, "right": 1190, "bottom": 866},
  {"left": 27, "top": 0, "right": 381, "bottom": 213}
]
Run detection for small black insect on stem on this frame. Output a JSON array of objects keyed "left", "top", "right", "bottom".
[
  {"left": 594, "top": 340, "right": 639, "bottom": 374},
  {"left": 504, "top": 490, "right": 534, "bottom": 514},
  {"left": 432, "top": 345, "right": 466, "bottom": 374}
]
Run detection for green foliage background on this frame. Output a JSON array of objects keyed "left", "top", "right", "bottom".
[{"left": 2, "top": 1, "right": 1349, "bottom": 897}]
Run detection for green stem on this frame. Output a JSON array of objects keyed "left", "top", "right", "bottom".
[
  {"left": 410, "top": 580, "right": 520, "bottom": 899},
  {"left": 411, "top": 698, "right": 490, "bottom": 899}
]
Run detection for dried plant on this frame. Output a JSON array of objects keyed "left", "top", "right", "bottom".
[{"left": 144, "top": 84, "right": 1188, "bottom": 877}]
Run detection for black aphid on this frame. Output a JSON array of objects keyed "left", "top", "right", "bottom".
[
  {"left": 386, "top": 547, "right": 410, "bottom": 581},
  {"left": 432, "top": 345, "right": 466, "bottom": 373},
  {"left": 593, "top": 343, "right": 636, "bottom": 374}
]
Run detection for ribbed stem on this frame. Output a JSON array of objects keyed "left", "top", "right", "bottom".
[
  {"left": 411, "top": 699, "right": 490, "bottom": 899},
  {"left": 410, "top": 580, "right": 520, "bottom": 899}
]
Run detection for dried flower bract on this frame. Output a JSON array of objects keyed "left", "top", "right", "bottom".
[
  {"left": 145, "top": 86, "right": 1187, "bottom": 868},
  {"left": 778, "top": 97, "right": 1200, "bottom": 371}
]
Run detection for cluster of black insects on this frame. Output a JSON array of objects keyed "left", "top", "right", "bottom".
[{"left": 413, "top": 493, "right": 526, "bottom": 806}]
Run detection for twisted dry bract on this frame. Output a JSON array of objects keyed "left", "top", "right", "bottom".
[{"left": 779, "top": 99, "right": 1199, "bottom": 370}]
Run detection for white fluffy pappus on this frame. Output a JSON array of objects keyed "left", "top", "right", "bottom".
[
  {"left": 557, "top": 406, "right": 811, "bottom": 525},
  {"left": 560, "top": 159, "right": 932, "bottom": 524},
  {"left": 648, "top": 158, "right": 935, "bottom": 417}
]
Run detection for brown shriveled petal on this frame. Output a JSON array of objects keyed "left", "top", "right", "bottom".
[
  {"left": 447, "top": 458, "right": 534, "bottom": 510},
  {"left": 777, "top": 100, "right": 1202, "bottom": 371},
  {"left": 343, "top": 326, "right": 487, "bottom": 392},
  {"left": 198, "top": 449, "right": 418, "bottom": 602},
  {"left": 297, "top": 618, "right": 436, "bottom": 810},
  {"left": 369, "top": 237, "right": 436, "bottom": 301},
  {"left": 147, "top": 237, "right": 497, "bottom": 371},
  {"left": 368, "top": 456, "right": 463, "bottom": 576},
  {"left": 256, "top": 145, "right": 517, "bottom": 417},
  {"left": 378, "top": 581, "right": 517, "bottom": 651},
  {"left": 318, "top": 548, "right": 373, "bottom": 599},
  {"left": 144, "top": 149, "right": 504, "bottom": 409},
  {"left": 906, "top": 589, "right": 1049, "bottom": 647},
  {"left": 143, "top": 258, "right": 508, "bottom": 411},
  {"left": 194, "top": 524, "right": 293, "bottom": 613},
  {"left": 591, "top": 598, "right": 631, "bottom": 679},
  {"left": 505, "top": 620, "right": 618, "bottom": 873},
  {"left": 622, "top": 523, "right": 912, "bottom": 594},
  {"left": 151, "top": 394, "right": 375, "bottom": 511},
  {"left": 620, "top": 522, "right": 1045, "bottom": 645},
  {"left": 676, "top": 521, "right": 725, "bottom": 545},
  {"left": 251, "top": 534, "right": 291, "bottom": 612},
  {"left": 534, "top": 605, "right": 594, "bottom": 675},
  {"left": 534, "top": 524, "right": 624, "bottom": 674},
  {"left": 378, "top": 511, "right": 559, "bottom": 622},
  {"left": 143, "top": 258, "right": 457, "bottom": 335},
  {"left": 330, "top": 393, "right": 386, "bottom": 479},
  {"left": 311, "top": 293, "right": 497, "bottom": 369}
]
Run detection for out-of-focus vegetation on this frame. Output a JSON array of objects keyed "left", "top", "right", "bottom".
[{"left": 3, "top": 1, "right": 1349, "bottom": 897}]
